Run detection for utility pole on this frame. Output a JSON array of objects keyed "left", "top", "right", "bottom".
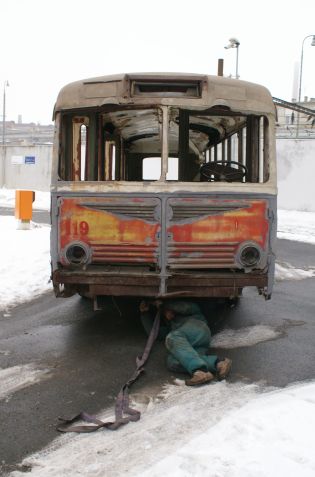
[
  {"left": 296, "top": 35, "right": 315, "bottom": 137},
  {"left": 1, "top": 80, "right": 9, "bottom": 187}
]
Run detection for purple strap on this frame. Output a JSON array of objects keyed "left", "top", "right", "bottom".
[{"left": 57, "top": 310, "right": 160, "bottom": 433}]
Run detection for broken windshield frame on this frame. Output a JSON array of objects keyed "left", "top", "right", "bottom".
[{"left": 58, "top": 105, "right": 269, "bottom": 184}]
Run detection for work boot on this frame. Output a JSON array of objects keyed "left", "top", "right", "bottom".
[
  {"left": 185, "top": 370, "right": 214, "bottom": 386},
  {"left": 216, "top": 358, "right": 232, "bottom": 380}
]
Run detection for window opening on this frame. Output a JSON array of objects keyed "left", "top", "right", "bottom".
[
  {"left": 72, "top": 116, "right": 89, "bottom": 181},
  {"left": 143, "top": 157, "right": 178, "bottom": 180},
  {"left": 80, "top": 124, "right": 87, "bottom": 181},
  {"left": 58, "top": 107, "right": 269, "bottom": 184}
]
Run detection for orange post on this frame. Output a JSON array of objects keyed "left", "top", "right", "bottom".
[{"left": 15, "top": 190, "right": 35, "bottom": 223}]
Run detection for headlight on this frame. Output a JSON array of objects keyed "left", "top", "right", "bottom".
[
  {"left": 63, "top": 242, "right": 91, "bottom": 266},
  {"left": 240, "top": 246, "right": 261, "bottom": 267},
  {"left": 237, "top": 242, "right": 263, "bottom": 269}
]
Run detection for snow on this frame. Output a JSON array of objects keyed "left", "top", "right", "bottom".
[
  {"left": 0, "top": 188, "right": 315, "bottom": 476},
  {"left": 277, "top": 209, "right": 315, "bottom": 245},
  {"left": 137, "top": 381, "right": 315, "bottom": 477},
  {"left": 9, "top": 380, "right": 315, "bottom": 477},
  {"left": 0, "top": 187, "right": 50, "bottom": 211},
  {"left": 211, "top": 324, "right": 282, "bottom": 349},
  {"left": 275, "top": 262, "right": 315, "bottom": 281},
  {"left": 0, "top": 364, "right": 50, "bottom": 401},
  {"left": 0, "top": 216, "right": 51, "bottom": 313}
]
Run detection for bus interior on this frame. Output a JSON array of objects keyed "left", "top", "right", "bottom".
[{"left": 58, "top": 106, "right": 270, "bottom": 184}]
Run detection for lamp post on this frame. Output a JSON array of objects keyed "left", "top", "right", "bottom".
[
  {"left": 298, "top": 35, "right": 315, "bottom": 103},
  {"left": 225, "top": 38, "right": 240, "bottom": 79},
  {"left": 296, "top": 35, "right": 315, "bottom": 137},
  {"left": 2, "top": 80, "right": 9, "bottom": 146},
  {"left": 1, "top": 80, "right": 9, "bottom": 187}
]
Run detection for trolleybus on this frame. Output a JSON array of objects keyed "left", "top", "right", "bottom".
[{"left": 50, "top": 73, "right": 277, "bottom": 307}]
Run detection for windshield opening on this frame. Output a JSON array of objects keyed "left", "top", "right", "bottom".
[{"left": 58, "top": 106, "right": 269, "bottom": 183}]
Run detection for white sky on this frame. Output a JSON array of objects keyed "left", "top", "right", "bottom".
[{"left": 1, "top": 0, "right": 315, "bottom": 125}]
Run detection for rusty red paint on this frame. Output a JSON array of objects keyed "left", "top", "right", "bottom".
[
  {"left": 168, "top": 200, "right": 268, "bottom": 248},
  {"left": 59, "top": 197, "right": 269, "bottom": 270},
  {"left": 59, "top": 197, "right": 160, "bottom": 265}
]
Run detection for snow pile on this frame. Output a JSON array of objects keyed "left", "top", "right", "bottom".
[
  {"left": 278, "top": 209, "right": 315, "bottom": 245},
  {"left": 137, "top": 381, "right": 315, "bottom": 477},
  {"left": 211, "top": 324, "right": 282, "bottom": 349},
  {"left": 0, "top": 216, "right": 51, "bottom": 312},
  {"left": 10, "top": 380, "right": 315, "bottom": 477},
  {"left": 0, "top": 364, "right": 50, "bottom": 401},
  {"left": 275, "top": 262, "right": 315, "bottom": 281},
  {"left": 9, "top": 381, "right": 262, "bottom": 476}
]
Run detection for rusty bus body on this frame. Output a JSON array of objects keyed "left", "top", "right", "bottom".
[{"left": 51, "top": 73, "right": 277, "bottom": 304}]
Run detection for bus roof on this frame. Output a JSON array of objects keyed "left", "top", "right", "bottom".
[{"left": 54, "top": 73, "right": 275, "bottom": 117}]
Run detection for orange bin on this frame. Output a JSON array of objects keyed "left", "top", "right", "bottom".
[{"left": 15, "top": 190, "right": 35, "bottom": 221}]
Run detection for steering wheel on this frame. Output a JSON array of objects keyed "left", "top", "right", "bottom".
[{"left": 200, "top": 161, "right": 248, "bottom": 182}]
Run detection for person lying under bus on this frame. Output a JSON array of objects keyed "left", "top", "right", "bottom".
[{"left": 139, "top": 299, "right": 232, "bottom": 386}]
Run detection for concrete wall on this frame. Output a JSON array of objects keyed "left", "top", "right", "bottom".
[
  {"left": 1, "top": 140, "right": 314, "bottom": 211},
  {"left": 1, "top": 145, "right": 52, "bottom": 192},
  {"left": 277, "top": 138, "right": 315, "bottom": 212}
]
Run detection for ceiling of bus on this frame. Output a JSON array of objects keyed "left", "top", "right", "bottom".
[{"left": 102, "top": 108, "right": 247, "bottom": 155}]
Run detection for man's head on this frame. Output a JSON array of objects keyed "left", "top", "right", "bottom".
[
  {"left": 163, "top": 307, "right": 175, "bottom": 321},
  {"left": 160, "top": 299, "right": 192, "bottom": 320}
]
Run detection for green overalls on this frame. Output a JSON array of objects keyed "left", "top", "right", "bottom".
[{"left": 141, "top": 301, "right": 218, "bottom": 376}]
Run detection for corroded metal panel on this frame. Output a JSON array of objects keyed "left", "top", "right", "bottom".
[
  {"left": 167, "top": 198, "right": 268, "bottom": 269},
  {"left": 53, "top": 194, "right": 273, "bottom": 299},
  {"left": 58, "top": 197, "right": 161, "bottom": 266},
  {"left": 54, "top": 73, "right": 275, "bottom": 117}
]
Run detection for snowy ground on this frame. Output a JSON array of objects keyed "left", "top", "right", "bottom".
[
  {"left": 0, "top": 364, "right": 50, "bottom": 402},
  {"left": 0, "top": 216, "right": 51, "bottom": 314},
  {"left": 1, "top": 188, "right": 315, "bottom": 476},
  {"left": 0, "top": 188, "right": 50, "bottom": 211},
  {"left": 7, "top": 380, "right": 315, "bottom": 477},
  {"left": 277, "top": 209, "right": 315, "bottom": 245}
]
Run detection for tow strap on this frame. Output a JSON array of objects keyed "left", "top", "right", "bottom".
[{"left": 57, "top": 309, "right": 160, "bottom": 433}]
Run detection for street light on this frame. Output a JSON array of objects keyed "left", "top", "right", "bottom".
[
  {"left": 298, "top": 35, "right": 315, "bottom": 103},
  {"left": 2, "top": 80, "right": 9, "bottom": 146},
  {"left": 225, "top": 38, "right": 240, "bottom": 79},
  {"left": 1, "top": 80, "right": 9, "bottom": 187},
  {"left": 296, "top": 35, "right": 315, "bottom": 137}
]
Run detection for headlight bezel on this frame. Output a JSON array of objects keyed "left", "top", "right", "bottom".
[
  {"left": 236, "top": 241, "right": 265, "bottom": 270},
  {"left": 62, "top": 241, "right": 91, "bottom": 267}
]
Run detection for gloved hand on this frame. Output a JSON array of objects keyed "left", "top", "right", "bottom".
[{"left": 139, "top": 300, "right": 150, "bottom": 313}]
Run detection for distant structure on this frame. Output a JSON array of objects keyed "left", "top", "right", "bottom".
[
  {"left": 291, "top": 61, "right": 299, "bottom": 103},
  {"left": 274, "top": 97, "right": 315, "bottom": 138},
  {"left": 1, "top": 120, "right": 54, "bottom": 145}
]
